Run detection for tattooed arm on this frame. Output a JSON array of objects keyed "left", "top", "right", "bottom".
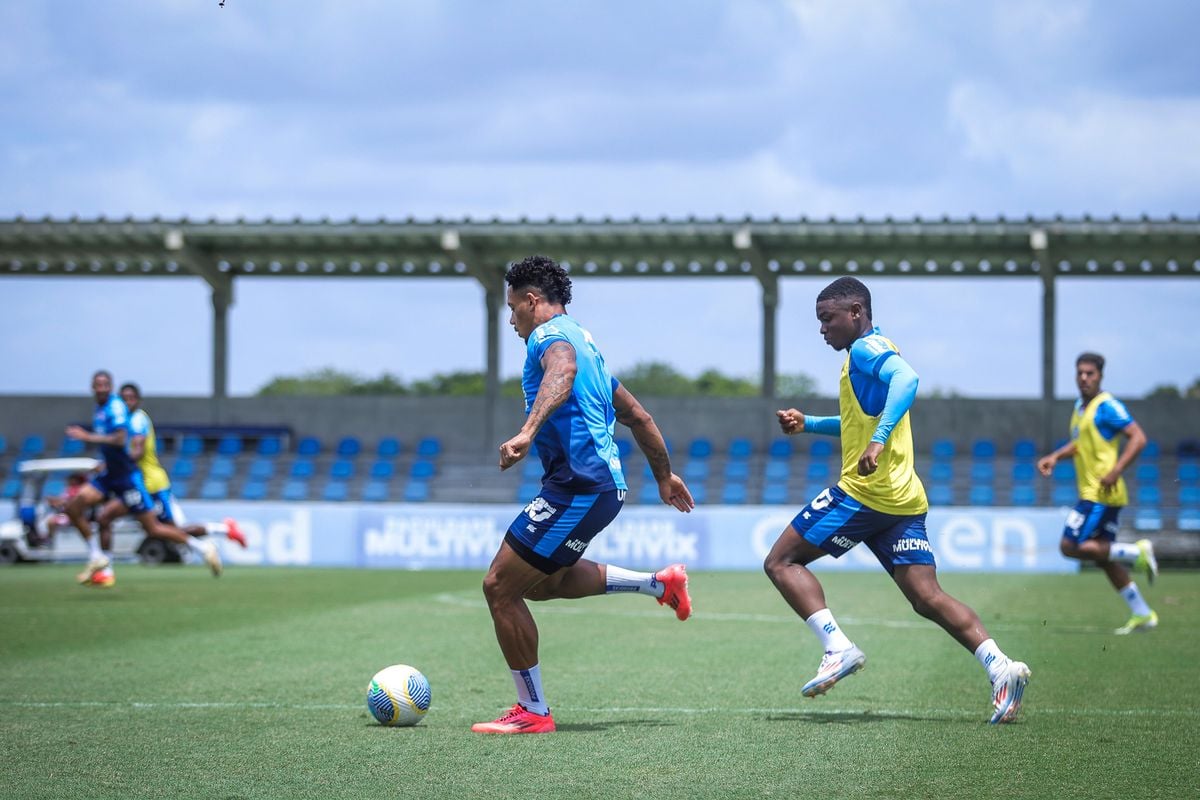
[
  {"left": 498, "top": 341, "right": 577, "bottom": 470},
  {"left": 613, "top": 383, "right": 694, "bottom": 512}
]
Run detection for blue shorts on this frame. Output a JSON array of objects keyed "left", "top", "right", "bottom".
[
  {"left": 91, "top": 471, "right": 153, "bottom": 515},
  {"left": 150, "top": 489, "right": 187, "bottom": 525},
  {"left": 505, "top": 488, "right": 625, "bottom": 574},
  {"left": 790, "top": 485, "right": 936, "bottom": 575},
  {"left": 1062, "top": 501, "right": 1121, "bottom": 545}
]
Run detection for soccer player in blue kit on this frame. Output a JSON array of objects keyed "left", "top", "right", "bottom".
[
  {"left": 764, "top": 278, "right": 1031, "bottom": 724},
  {"left": 63, "top": 370, "right": 223, "bottom": 582},
  {"left": 472, "top": 255, "right": 696, "bottom": 735}
]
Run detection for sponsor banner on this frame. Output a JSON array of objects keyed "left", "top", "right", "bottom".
[{"left": 182, "top": 501, "right": 1076, "bottom": 573}]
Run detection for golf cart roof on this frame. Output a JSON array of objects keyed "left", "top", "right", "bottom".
[{"left": 17, "top": 457, "right": 102, "bottom": 476}]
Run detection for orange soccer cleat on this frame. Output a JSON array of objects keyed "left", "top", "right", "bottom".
[
  {"left": 470, "top": 704, "right": 556, "bottom": 734},
  {"left": 655, "top": 563, "right": 692, "bottom": 621}
]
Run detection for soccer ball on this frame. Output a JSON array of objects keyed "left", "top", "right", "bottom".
[{"left": 366, "top": 664, "right": 431, "bottom": 727}]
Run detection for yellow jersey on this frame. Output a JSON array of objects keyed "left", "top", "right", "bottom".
[
  {"left": 836, "top": 335, "right": 927, "bottom": 515},
  {"left": 129, "top": 408, "right": 170, "bottom": 494},
  {"left": 1070, "top": 391, "right": 1131, "bottom": 506}
]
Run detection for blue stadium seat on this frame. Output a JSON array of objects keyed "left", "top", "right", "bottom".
[
  {"left": 1177, "top": 462, "right": 1200, "bottom": 484},
  {"left": 1136, "top": 485, "right": 1161, "bottom": 506},
  {"left": 248, "top": 459, "right": 275, "bottom": 481},
  {"left": 927, "top": 484, "right": 954, "bottom": 506},
  {"left": 180, "top": 435, "right": 204, "bottom": 456},
  {"left": 282, "top": 480, "right": 309, "bottom": 501},
  {"left": 931, "top": 439, "right": 955, "bottom": 459},
  {"left": 336, "top": 437, "right": 362, "bottom": 458},
  {"left": 1010, "top": 485, "right": 1037, "bottom": 506},
  {"left": 1135, "top": 463, "right": 1160, "bottom": 484},
  {"left": 929, "top": 461, "right": 954, "bottom": 482},
  {"left": 728, "top": 439, "right": 752, "bottom": 460},
  {"left": 762, "top": 483, "right": 789, "bottom": 505},
  {"left": 0, "top": 434, "right": 6, "bottom": 455},
  {"left": 1178, "top": 508, "right": 1200, "bottom": 531},
  {"left": 410, "top": 460, "right": 436, "bottom": 479},
  {"left": 241, "top": 481, "right": 268, "bottom": 501},
  {"left": 641, "top": 462, "right": 656, "bottom": 483},
  {"left": 289, "top": 459, "right": 315, "bottom": 479},
  {"left": 1013, "top": 439, "right": 1037, "bottom": 459},
  {"left": 20, "top": 435, "right": 45, "bottom": 457},
  {"left": 516, "top": 482, "right": 540, "bottom": 503},
  {"left": 376, "top": 437, "right": 402, "bottom": 459},
  {"left": 1141, "top": 440, "right": 1160, "bottom": 460},
  {"left": 2, "top": 477, "right": 21, "bottom": 499},
  {"left": 723, "top": 461, "right": 750, "bottom": 481},
  {"left": 209, "top": 457, "right": 237, "bottom": 480},
  {"left": 1179, "top": 486, "right": 1200, "bottom": 506},
  {"left": 362, "top": 481, "right": 390, "bottom": 502},
  {"left": 172, "top": 481, "right": 190, "bottom": 499},
  {"left": 1178, "top": 439, "right": 1200, "bottom": 459},
  {"left": 1052, "top": 462, "right": 1076, "bottom": 482},
  {"left": 637, "top": 482, "right": 660, "bottom": 505},
  {"left": 1051, "top": 484, "right": 1077, "bottom": 506},
  {"left": 768, "top": 438, "right": 794, "bottom": 460},
  {"left": 971, "top": 439, "right": 996, "bottom": 459},
  {"left": 615, "top": 438, "right": 633, "bottom": 459},
  {"left": 416, "top": 437, "right": 442, "bottom": 458},
  {"left": 689, "top": 483, "right": 708, "bottom": 504},
  {"left": 322, "top": 481, "right": 349, "bottom": 502},
  {"left": 369, "top": 460, "right": 395, "bottom": 481},
  {"left": 521, "top": 458, "right": 542, "bottom": 480},
  {"left": 969, "top": 485, "right": 994, "bottom": 506},
  {"left": 330, "top": 459, "right": 355, "bottom": 480},
  {"left": 1011, "top": 462, "right": 1036, "bottom": 482},
  {"left": 44, "top": 478, "right": 66, "bottom": 497},
  {"left": 403, "top": 481, "right": 430, "bottom": 502},
  {"left": 802, "top": 484, "right": 828, "bottom": 503},
  {"left": 217, "top": 435, "right": 243, "bottom": 456},
  {"left": 683, "top": 461, "right": 710, "bottom": 481},
  {"left": 764, "top": 460, "right": 790, "bottom": 481},
  {"left": 969, "top": 462, "right": 995, "bottom": 482},
  {"left": 721, "top": 483, "right": 748, "bottom": 504},
  {"left": 297, "top": 437, "right": 321, "bottom": 457},
  {"left": 1133, "top": 509, "right": 1163, "bottom": 531},
  {"left": 687, "top": 438, "right": 713, "bottom": 459},
  {"left": 810, "top": 439, "right": 833, "bottom": 458},
  {"left": 172, "top": 458, "right": 196, "bottom": 480},
  {"left": 806, "top": 461, "right": 830, "bottom": 481},
  {"left": 257, "top": 437, "right": 283, "bottom": 457},
  {"left": 199, "top": 480, "right": 228, "bottom": 500},
  {"left": 60, "top": 438, "right": 86, "bottom": 456}
]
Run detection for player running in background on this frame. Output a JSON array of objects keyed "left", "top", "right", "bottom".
[
  {"left": 63, "top": 370, "right": 223, "bottom": 585},
  {"left": 472, "top": 255, "right": 695, "bottom": 735},
  {"left": 89, "top": 382, "right": 247, "bottom": 586},
  {"left": 764, "top": 277, "right": 1030, "bottom": 724},
  {"left": 1037, "top": 353, "right": 1155, "bottom": 634}
]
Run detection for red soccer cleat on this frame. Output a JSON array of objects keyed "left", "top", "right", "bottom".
[
  {"left": 470, "top": 704, "right": 556, "bottom": 734},
  {"left": 224, "top": 518, "right": 248, "bottom": 549},
  {"left": 655, "top": 563, "right": 692, "bottom": 621}
]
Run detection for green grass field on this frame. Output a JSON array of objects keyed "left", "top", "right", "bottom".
[{"left": 1, "top": 565, "right": 1197, "bottom": 799}]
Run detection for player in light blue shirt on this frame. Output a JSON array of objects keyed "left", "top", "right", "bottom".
[{"left": 472, "top": 255, "right": 695, "bottom": 735}]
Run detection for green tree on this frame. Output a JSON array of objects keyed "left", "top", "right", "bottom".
[
  {"left": 776, "top": 372, "right": 818, "bottom": 398},
  {"left": 617, "top": 362, "right": 697, "bottom": 396},
  {"left": 257, "top": 367, "right": 366, "bottom": 396},
  {"left": 1146, "top": 383, "right": 1182, "bottom": 399}
]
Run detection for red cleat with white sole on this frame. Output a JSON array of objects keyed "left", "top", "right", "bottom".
[
  {"left": 225, "top": 518, "right": 247, "bottom": 549},
  {"left": 655, "top": 563, "right": 692, "bottom": 621},
  {"left": 471, "top": 704, "right": 556, "bottom": 734}
]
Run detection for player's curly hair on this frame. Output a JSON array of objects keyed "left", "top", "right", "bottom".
[
  {"left": 505, "top": 255, "right": 572, "bottom": 306},
  {"left": 816, "top": 276, "right": 873, "bottom": 320}
]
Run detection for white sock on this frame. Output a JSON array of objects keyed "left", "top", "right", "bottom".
[
  {"left": 204, "top": 522, "right": 228, "bottom": 536},
  {"left": 1119, "top": 582, "right": 1153, "bottom": 616},
  {"left": 102, "top": 551, "right": 115, "bottom": 571},
  {"left": 1109, "top": 542, "right": 1140, "bottom": 563},
  {"left": 512, "top": 665, "right": 549, "bottom": 716},
  {"left": 87, "top": 536, "right": 103, "bottom": 560},
  {"left": 805, "top": 608, "right": 854, "bottom": 652},
  {"left": 605, "top": 565, "right": 665, "bottom": 598},
  {"left": 974, "top": 638, "right": 1010, "bottom": 683},
  {"left": 185, "top": 537, "right": 210, "bottom": 557}
]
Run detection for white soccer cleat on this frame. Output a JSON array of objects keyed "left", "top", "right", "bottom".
[
  {"left": 989, "top": 660, "right": 1031, "bottom": 724},
  {"left": 202, "top": 541, "right": 223, "bottom": 577},
  {"left": 801, "top": 646, "right": 866, "bottom": 697},
  {"left": 76, "top": 555, "right": 111, "bottom": 585}
]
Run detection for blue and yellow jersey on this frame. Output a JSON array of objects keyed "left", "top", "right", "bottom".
[
  {"left": 93, "top": 394, "right": 137, "bottom": 478},
  {"left": 523, "top": 314, "right": 627, "bottom": 494},
  {"left": 1070, "top": 391, "right": 1133, "bottom": 506},
  {"left": 128, "top": 408, "right": 170, "bottom": 494},
  {"left": 836, "top": 330, "right": 927, "bottom": 515}
]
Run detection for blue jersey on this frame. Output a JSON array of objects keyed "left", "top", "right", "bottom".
[
  {"left": 93, "top": 394, "right": 137, "bottom": 478},
  {"left": 522, "top": 314, "right": 627, "bottom": 494}
]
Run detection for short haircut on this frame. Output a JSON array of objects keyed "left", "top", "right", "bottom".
[
  {"left": 816, "top": 276, "right": 873, "bottom": 320},
  {"left": 505, "top": 255, "right": 573, "bottom": 306},
  {"left": 1076, "top": 352, "right": 1105, "bottom": 373},
  {"left": 119, "top": 382, "right": 141, "bottom": 398},
  {"left": 92, "top": 369, "right": 113, "bottom": 383}
]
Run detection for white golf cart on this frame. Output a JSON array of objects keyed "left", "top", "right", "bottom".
[{"left": 0, "top": 457, "right": 185, "bottom": 565}]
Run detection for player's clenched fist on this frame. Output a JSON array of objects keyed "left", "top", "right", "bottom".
[{"left": 776, "top": 408, "right": 805, "bottom": 435}]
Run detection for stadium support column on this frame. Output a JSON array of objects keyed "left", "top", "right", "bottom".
[
  {"left": 483, "top": 270, "right": 503, "bottom": 454},
  {"left": 759, "top": 271, "right": 779, "bottom": 398},
  {"left": 211, "top": 274, "right": 233, "bottom": 404},
  {"left": 1034, "top": 230, "right": 1054, "bottom": 448}
]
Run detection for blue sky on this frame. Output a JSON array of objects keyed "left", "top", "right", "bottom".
[{"left": 2, "top": 1, "right": 1198, "bottom": 398}]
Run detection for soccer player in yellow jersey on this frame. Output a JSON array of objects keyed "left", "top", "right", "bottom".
[
  {"left": 1037, "top": 353, "right": 1156, "bottom": 634},
  {"left": 764, "top": 277, "right": 1030, "bottom": 724}
]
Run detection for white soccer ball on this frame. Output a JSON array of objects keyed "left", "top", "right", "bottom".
[{"left": 366, "top": 664, "right": 431, "bottom": 727}]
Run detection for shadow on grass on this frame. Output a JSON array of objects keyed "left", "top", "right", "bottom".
[
  {"left": 556, "top": 719, "right": 674, "bottom": 732},
  {"left": 765, "top": 710, "right": 962, "bottom": 725}
]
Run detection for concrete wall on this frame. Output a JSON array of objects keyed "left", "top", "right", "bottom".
[{"left": 2, "top": 393, "right": 1197, "bottom": 455}]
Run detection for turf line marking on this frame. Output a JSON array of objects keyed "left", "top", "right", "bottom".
[{"left": 2, "top": 699, "right": 1195, "bottom": 718}]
